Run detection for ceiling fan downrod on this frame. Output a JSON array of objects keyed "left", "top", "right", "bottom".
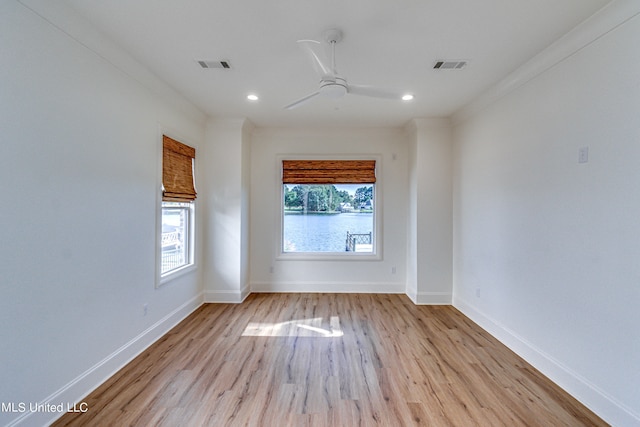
[{"left": 323, "top": 28, "right": 343, "bottom": 76}]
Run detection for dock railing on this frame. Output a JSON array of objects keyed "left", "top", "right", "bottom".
[{"left": 345, "top": 231, "right": 372, "bottom": 252}]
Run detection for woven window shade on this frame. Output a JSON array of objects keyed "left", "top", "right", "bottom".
[
  {"left": 163, "top": 135, "right": 196, "bottom": 202},
  {"left": 282, "top": 160, "right": 376, "bottom": 184}
]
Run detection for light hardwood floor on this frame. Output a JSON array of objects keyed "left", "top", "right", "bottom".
[{"left": 53, "top": 293, "right": 607, "bottom": 426}]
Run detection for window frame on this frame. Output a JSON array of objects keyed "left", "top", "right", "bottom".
[
  {"left": 276, "top": 155, "right": 382, "bottom": 261},
  {"left": 160, "top": 201, "right": 196, "bottom": 280},
  {"left": 156, "top": 132, "right": 197, "bottom": 287}
]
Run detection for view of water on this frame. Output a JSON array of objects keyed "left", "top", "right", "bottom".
[{"left": 283, "top": 212, "right": 373, "bottom": 252}]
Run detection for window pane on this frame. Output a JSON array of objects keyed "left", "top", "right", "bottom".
[
  {"left": 283, "top": 184, "right": 374, "bottom": 253},
  {"left": 161, "top": 202, "right": 191, "bottom": 274}
]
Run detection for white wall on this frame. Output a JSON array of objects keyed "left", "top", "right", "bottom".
[
  {"left": 452, "top": 2, "right": 640, "bottom": 425},
  {"left": 4, "top": 0, "right": 635, "bottom": 425},
  {"left": 406, "top": 119, "right": 453, "bottom": 304},
  {"left": 200, "top": 119, "right": 252, "bottom": 302},
  {"left": 249, "top": 127, "right": 409, "bottom": 293},
  {"left": 0, "top": 2, "right": 205, "bottom": 426}
]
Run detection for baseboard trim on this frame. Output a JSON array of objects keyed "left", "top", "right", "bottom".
[
  {"left": 453, "top": 296, "right": 640, "bottom": 427},
  {"left": 7, "top": 293, "right": 204, "bottom": 427},
  {"left": 407, "top": 291, "right": 452, "bottom": 305},
  {"left": 250, "top": 281, "right": 405, "bottom": 294},
  {"left": 203, "top": 285, "right": 251, "bottom": 303}
]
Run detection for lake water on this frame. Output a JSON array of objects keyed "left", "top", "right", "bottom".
[{"left": 283, "top": 212, "right": 373, "bottom": 252}]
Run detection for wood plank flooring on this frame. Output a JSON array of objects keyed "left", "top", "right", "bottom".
[{"left": 53, "top": 293, "right": 607, "bottom": 426}]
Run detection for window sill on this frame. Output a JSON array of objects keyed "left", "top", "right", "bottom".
[
  {"left": 276, "top": 252, "right": 381, "bottom": 262},
  {"left": 157, "top": 263, "right": 197, "bottom": 287}
]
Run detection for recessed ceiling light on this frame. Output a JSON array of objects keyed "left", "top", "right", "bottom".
[
  {"left": 402, "top": 94, "right": 414, "bottom": 101},
  {"left": 247, "top": 94, "right": 259, "bottom": 101}
]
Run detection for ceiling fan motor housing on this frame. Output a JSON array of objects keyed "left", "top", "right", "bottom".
[
  {"left": 285, "top": 28, "right": 402, "bottom": 109},
  {"left": 323, "top": 28, "right": 343, "bottom": 44},
  {"left": 320, "top": 77, "right": 347, "bottom": 98}
]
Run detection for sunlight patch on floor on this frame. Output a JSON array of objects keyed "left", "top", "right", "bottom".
[{"left": 242, "top": 316, "right": 343, "bottom": 337}]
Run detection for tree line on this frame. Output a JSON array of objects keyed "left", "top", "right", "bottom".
[{"left": 284, "top": 185, "right": 373, "bottom": 212}]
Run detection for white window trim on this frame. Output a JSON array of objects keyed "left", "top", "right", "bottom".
[
  {"left": 276, "top": 154, "right": 383, "bottom": 262},
  {"left": 155, "top": 129, "right": 198, "bottom": 287},
  {"left": 158, "top": 201, "right": 196, "bottom": 285}
]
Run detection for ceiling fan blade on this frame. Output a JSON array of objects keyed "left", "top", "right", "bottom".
[
  {"left": 284, "top": 91, "right": 321, "bottom": 110},
  {"left": 297, "top": 40, "right": 334, "bottom": 79},
  {"left": 347, "top": 84, "right": 403, "bottom": 100}
]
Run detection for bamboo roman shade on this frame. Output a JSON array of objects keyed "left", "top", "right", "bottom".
[
  {"left": 282, "top": 160, "right": 376, "bottom": 184},
  {"left": 163, "top": 135, "right": 196, "bottom": 202}
]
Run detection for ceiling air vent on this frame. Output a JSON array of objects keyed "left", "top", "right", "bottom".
[
  {"left": 433, "top": 60, "right": 467, "bottom": 70},
  {"left": 197, "top": 60, "right": 231, "bottom": 69}
]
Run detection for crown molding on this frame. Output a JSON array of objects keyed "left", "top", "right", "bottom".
[{"left": 453, "top": 0, "right": 640, "bottom": 124}]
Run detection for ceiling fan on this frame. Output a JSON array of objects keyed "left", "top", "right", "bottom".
[{"left": 284, "top": 28, "right": 409, "bottom": 110}]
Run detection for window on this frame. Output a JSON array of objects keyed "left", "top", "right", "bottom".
[
  {"left": 161, "top": 202, "right": 193, "bottom": 274},
  {"left": 282, "top": 160, "right": 376, "bottom": 254},
  {"left": 160, "top": 135, "right": 196, "bottom": 278}
]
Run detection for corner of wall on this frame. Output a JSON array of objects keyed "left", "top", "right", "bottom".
[
  {"left": 201, "top": 117, "right": 251, "bottom": 299},
  {"left": 405, "top": 118, "right": 454, "bottom": 305}
]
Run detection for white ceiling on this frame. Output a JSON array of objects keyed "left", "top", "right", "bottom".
[{"left": 63, "top": 0, "right": 611, "bottom": 128}]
